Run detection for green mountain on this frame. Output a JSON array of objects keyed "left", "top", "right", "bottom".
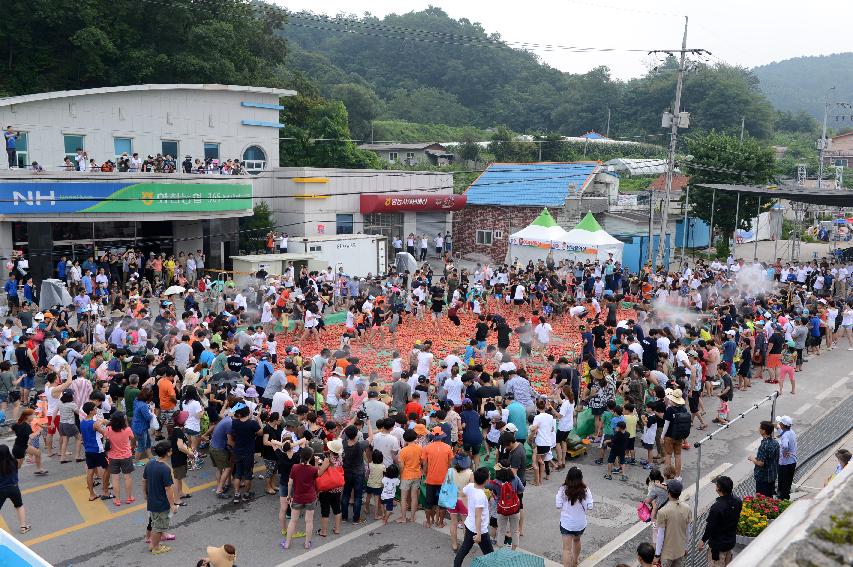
[
  {"left": 280, "top": 7, "right": 791, "bottom": 142},
  {"left": 753, "top": 53, "right": 853, "bottom": 125}
]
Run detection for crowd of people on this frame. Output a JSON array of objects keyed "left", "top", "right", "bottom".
[{"left": 0, "top": 248, "right": 850, "bottom": 566}]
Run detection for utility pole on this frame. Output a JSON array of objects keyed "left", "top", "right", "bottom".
[
  {"left": 817, "top": 86, "right": 835, "bottom": 189},
  {"left": 654, "top": 17, "right": 708, "bottom": 270},
  {"left": 740, "top": 116, "right": 745, "bottom": 142},
  {"left": 605, "top": 107, "right": 611, "bottom": 138}
]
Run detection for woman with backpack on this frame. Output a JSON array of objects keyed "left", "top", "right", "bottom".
[
  {"left": 487, "top": 460, "right": 523, "bottom": 550},
  {"left": 556, "top": 466, "right": 593, "bottom": 567}
]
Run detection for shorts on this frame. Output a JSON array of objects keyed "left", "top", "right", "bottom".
[
  {"left": 627, "top": 437, "right": 635, "bottom": 451},
  {"left": 766, "top": 354, "right": 782, "bottom": 369},
  {"left": 556, "top": 430, "right": 571, "bottom": 443},
  {"left": 490, "top": 517, "right": 498, "bottom": 528},
  {"left": 209, "top": 447, "right": 230, "bottom": 470},
  {"left": 85, "top": 451, "right": 108, "bottom": 470},
  {"left": 447, "top": 498, "right": 468, "bottom": 515},
  {"left": 463, "top": 442, "right": 482, "bottom": 455},
  {"left": 279, "top": 483, "right": 289, "bottom": 497},
  {"left": 536, "top": 445, "right": 551, "bottom": 455},
  {"left": 19, "top": 372, "right": 34, "bottom": 390},
  {"left": 59, "top": 422, "right": 79, "bottom": 437},
  {"left": 590, "top": 406, "right": 605, "bottom": 416},
  {"left": 560, "top": 524, "right": 585, "bottom": 536},
  {"left": 599, "top": 434, "right": 612, "bottom": 449},
  {"left": 607, "top": 450, "right": 625, "bottom": 464},
  {"left": 400, "top": 478, "right": 420, "bottom": 493},
  {"left": 514, "top": 299, "right": 524, "bottom": 305},
  {"left": 424, "top": 483, "right": 442, "bottom": 508},
  {"left": 519, "top": 343, "right": 532, "bottom": 356},
  {"left": 135, "top": 429, "right": 151, "bottom": 453},
  {"left": 382, "top": 498, "right": 395, "bottom": 512},
  {"left": 663, "top": 436, "right": 683, "bottom": 456},
  {"left": 477, "top": 341, "right": 486, "bottom": 350},
  {"left": 149, "top": 510, "right": 171, "bottom": 532},
  {"left": 47, "top": 414, "right": 60, "bottom": 435},
  {"left": 173, "top": 464, "right": 187, "bottom": 480},
  {"left": 234, "top": 453, "right": 254, "bottom": 480},
  {"left": 708, "top": 549, "right": 733, "bottom": 567},
  {"left": 365, "top": 486, "right": 382, "bottom": 496},
  {"left": 264, "top": 458, "right": 277, "bottom": 478},
  {"left": 0, "top": 392, "right": 7, "bottom": 403},
  {"left": 641, "top": 441, "right": 655, "bottom": 451},
  {"left": 0, "top": 486, "right": 23, "bottom": 509},
  {"left": 109, "top": 457, "right": 134, "bottom": 475},
  {"left": 291, "top": 500, "right": 317, "bottom": 511},
  {"left": 184, "top": 428, "right": 200, "bottom": 436},
  {"left": 159, "top": 409, "right": 176, "bottom": 428},
  {"left": 689, "top": 391, "right": 701, "bottom": 414}
]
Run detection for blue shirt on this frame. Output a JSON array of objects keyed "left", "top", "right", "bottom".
[
  {"left": 507, "top": 401, "right": 528, "bottom": 441},
  {"left": 199, "top": 350, "right": 215, "bottom": 367},
  {"left": 4, "top": 131, "right": 16, "bottom": 150},
  {"left": 460, "top": 409, "right": 483, "bottom": 444},
  {"left": 463, "top": 345, "right": 475, "bottom": 366},
  {"left": 57, "top": 261, "right": 67, "bottom": 279},
  {"left": 253, "top": 360, "right": 274, "bottom": 388},
  {"left": 722, "top": 339, "right": 737, "bottom": 362},
  {"left": 82, "top": 276, "right": 93, "bottom": 295},
  {"left": 809, "top": 316, "right": 821, "bottom": 337},
  {"left": 143, "top": 460, "right": 174, "bottom": 513},
  {"left": 23, "top": 283, "right": 33, "bottom": 302},
  {"left": 131, "top": 399, "right": 153, "bottom": 433},
  {"left": 778, "top": 429, "right": 797, "bottom": 466},
  {"left": 210, "top": 416, "right": 232, "bottom": 450},
  {"left": 3, "top": 279, "right": 16, "bottom": 298},
  {"left": 80, "top": 418, "right": 104, "bottom": 453}
]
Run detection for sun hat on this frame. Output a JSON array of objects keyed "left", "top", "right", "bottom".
[
  {"left": 327, "top": 438, "right": 344, "bottom": 454},
  {"left": 244, "top": 387, "right": 259, "bottom": 398},
  {"left": 665, "top": 388, "right": 686, "bottom": 405},
  {"left": 414, "top": 424, "right": 428, "bottom": 436}
]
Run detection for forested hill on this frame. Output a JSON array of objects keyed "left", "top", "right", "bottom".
[
  {"left": 280, "top": 7, "right": 810, "bottom": 141},
  {"left": 752, "top": 53, "right": 853, "bottom": 123}
]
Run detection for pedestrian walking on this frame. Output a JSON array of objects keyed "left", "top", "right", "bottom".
[
  {"left": 556, "top": 466, "right": 593, "bottom": 567},
  {"left": 653, "top": 479, "right": 692, "bottom": 567},
  {"left": 698, "top": 475, "right": 742, "bottom": 567},
  {"left": 143, "top": 441, "right": 178, "bottom": 555}
]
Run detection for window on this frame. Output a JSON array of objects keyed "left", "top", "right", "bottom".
[
  {"left": 834, "top": 158, "right": 848, "bottom": 167},
  {"left": 493, "top": 230, "right": 503, "bottom": 239},
  {"left": 405, "top": 152, "right": 416, "bottom": 162},
  {"left": 162, "top": 140, "right": 179, "bottom": 159},
  {"left": 309, "top": 244, "right": 323, "bottom": 252},
  {"left": 242, "top": 145, "right": 267, "bottom": 174},
  {"left": 204, "top": 142, "right": 220, "bottom": 161},
  {"left": 13, "top": 132, "right": 28, "bottom": 169},
  {"left": 64, "top": 134, "right": 84, "bottom": 160},
  {"left": 388, "top": 151, "right": 398, "bottom": 162},
  {"left": 114, "top": 137, "right": 133, "bottom": 158},
  {"left": 476, "top": 230, "right": 493, "bottom": 245},
  {"left": 336, "top": 214, "right": 354, "bottom": 235}
]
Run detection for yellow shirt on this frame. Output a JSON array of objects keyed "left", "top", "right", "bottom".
[{"left": 623, "top": 413, "right": 638, "bottom": 438}]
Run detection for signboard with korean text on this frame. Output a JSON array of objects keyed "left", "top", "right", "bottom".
[
  {"left": 360, "top": 193, "right": 466, "bottom": 213},
  {"left": 1, "top": 182, "right": 252, "bottom": 214}
]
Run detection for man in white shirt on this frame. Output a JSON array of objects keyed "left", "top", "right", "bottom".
[
  {"left": 444, "top": 371, "right": 465, "bottom": 406},
  {"left": 416, "top": 344, "right": 434, "bottom": 379},
  {"left": 277, "top": 233, "right": 288, "bottom": 253},
  {"left": 325, "top": 367, "right": 345, "bottom": 412},
  {"left": 372, "top": 419, "right": 401, "bottom": 466},
  {"left": 534, "top": 318, "right": 553, "bottom": 349}
]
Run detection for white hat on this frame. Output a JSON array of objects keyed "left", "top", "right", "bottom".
[
  {"left": 776, "top": 415, "right": 793, "bottom": 427},
  {"left": 332, "top": 367, "right": 345, "bottom": 376},
  {"left": 503, "top": 423, "right": 518, "bottom": 433}
]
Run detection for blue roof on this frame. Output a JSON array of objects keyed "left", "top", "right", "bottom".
[
  {"left": 465, "top": 162, "right": 599, "bottom": 206},
  {"left": 581, "top": 131, "right": 608, "bottom": 139}
]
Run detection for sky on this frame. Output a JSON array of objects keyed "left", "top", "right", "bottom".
[{"left": 274, "top": 0, "right": 852, "bottom": 79}]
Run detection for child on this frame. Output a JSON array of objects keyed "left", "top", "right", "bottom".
[
  {"left": 640, "top": 402, "right": 659, "bottom": 469},
  {"left": 643, "top": 467, "right": 669, "bottom": 537},
  {"left": 390, "top": 351, "right": 403, "bottom": 381},
  {"left": 366, "top": 451, "right": 385, "bottom": 520},
  {"left": 603, "top": 421, "right": 629, "bottom": 481},
  {"left": 340, "top": 331, "right": 351, "bottom": 350},
  {"left": 595, "top": 401, "right": 617, "bottom": 465},
  {"left": 381, "top": 464, "right": 400, "bottom": 524},
  {"left": 267, "top": 333, "right": 278, "bottom": 364},
  {"left": 716, "top": 394, "right": 729, "bottom": 425},
  {"left": 463, "top": 339, "right": 477, "bottom": 367},
  {"left": 623, "top": 402, "right": 638, "bottom": 465}
]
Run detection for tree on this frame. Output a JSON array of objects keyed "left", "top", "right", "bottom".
[
  {"left": 330, "top": 83, "right": 383, "bottom": 141},
  {"left": 239, "top": 202, "right": 275, "bottom": 253},
  {"left": 457, "top": 128, "right": 481, "bottom": 162},
  {"left": 684, "top": 132, "right": 775, "bottom": 255},
  {"left": 280, "top": 94, "right": 383, "bottom": 169},
  {"left": 488, "top": 126, "right": 535, "bottom": 163}
]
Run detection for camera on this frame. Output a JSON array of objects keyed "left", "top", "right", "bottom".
[{"left": 356, "top": 410, "right": 368, "bottom": 421}]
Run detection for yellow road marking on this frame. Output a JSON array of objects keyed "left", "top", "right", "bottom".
[
  {"left": 65, "top": 479, "right": 114, "bottom": 524},
  {"left": 21, "top": 475, "right": 75, "bottom": 495},
  {"left": 24, "top": 465, "right": 263, "bottom": 547}
]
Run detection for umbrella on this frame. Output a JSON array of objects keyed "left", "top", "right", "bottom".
[
  {"left": 163, "top": 285, "right": 186, "bottom": 296},
  {"left": 471, "top": 548, "right": 545, "bottom": 567},
  {"left": 210, "top": 370, "right": 240, "bottom": 385},
  {"left": 38, "top": 279, "right": 73, "bottom": 310}
]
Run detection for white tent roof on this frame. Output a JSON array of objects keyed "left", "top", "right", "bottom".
[{"left": 508, "top": 209, "right": 573, "bottom": 247}]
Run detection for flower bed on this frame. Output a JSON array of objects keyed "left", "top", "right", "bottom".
[{"left": 736, "top": 494, "right": 791, "bottom": 538}]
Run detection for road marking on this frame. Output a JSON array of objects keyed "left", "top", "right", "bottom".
[
  {"left": 0, "top": 512, "right": 9, "bottom": 532},
  {"left": 23, "top": 465, "right": 262, "bottom": 547},
  {"left": 578, "top": 462, "right": 732, "bottom": 567},
  {"left": 816, "top": 376, "right": 848, "bottom": 400},
  {"left": 793, "top": 403, "right": 813, "bottom": 416},
  {"left": 65, "top": 478, "right": 114, "bottom": 525},
  {"left": 273, "top": 519, "right": 381, "bottom": 567}
]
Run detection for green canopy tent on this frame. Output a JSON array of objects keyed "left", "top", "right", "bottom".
[{"left": 471, "top": 548, "right": 546, "bottom": 567}]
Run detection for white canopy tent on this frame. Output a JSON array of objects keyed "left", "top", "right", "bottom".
[{"left": 563, "top": 212, "right": 624, "bottom": 262}]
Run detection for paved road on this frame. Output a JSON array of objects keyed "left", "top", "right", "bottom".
[{"left": 2, "top": 347, "right": 851, "bottom": 567}]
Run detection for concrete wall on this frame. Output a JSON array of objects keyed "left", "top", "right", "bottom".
[
  {"left": 0, "top": 85, "right": 289, "bottom": 171},
  {"left": 253, "top": 167, "right": 453, "bottom": 238},
  {"left": 173, "top": 220, "right": 204, "bottom": 257}
]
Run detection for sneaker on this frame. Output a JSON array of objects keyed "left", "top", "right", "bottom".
[
  {"left": 594, "top": 459, "right": 604, "bottom": 465},
  {"left": 603, "top": 473, "right": 613, "bottom": 480},
  {"left": 643, "top": 463, "right": 653, "bottom": 470},
  {"left": 620, "top": 475, "right": 629, "bottom": 482},
  {"left": 639, "top": 459, "right": 649, "bottom": 466},
  {"left": 612, "top": 467, "right": 623, "bottom": 473}
]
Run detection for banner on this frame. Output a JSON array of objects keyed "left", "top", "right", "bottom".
[
  {"left": 360, "top": 193, "right": 466, "bottom": 213},
  {"left": 1, "top": 182, "right": 252, "bottom": 214},
  {"left": 509, "top": 236, "right": 597, "bottom": 254}
]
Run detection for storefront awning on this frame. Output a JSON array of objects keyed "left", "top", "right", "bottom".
[{"left": 360, "top": 193, "right": 466, "bottom": 213}]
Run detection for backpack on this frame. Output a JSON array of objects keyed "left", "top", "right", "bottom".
[
  {"left": 669, "top": 407, "right": 692, "bottom": 440},
  {"left": 496, "top": 480, "right": 520, "bottom": 516}
]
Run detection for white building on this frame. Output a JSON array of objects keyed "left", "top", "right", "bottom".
[
  {"left": 0, "top": 84, "right": 295, "bottom": 282},
  {"left": 254, "top": 167, "right": 463, "bottom": 264}
]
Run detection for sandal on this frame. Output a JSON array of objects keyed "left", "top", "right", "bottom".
[
  {"left": 281, "top": 539, "right": 290, "bottom": 550},
  {"left": 113, "top": 499, "right": 121, "bottom": 507},
  {"left": 175, "top": 501, "right": 188, "bottom": 506},
  {"left": 101, "top": 493, "right": 115, "bottom": 500},
  {"left": 20, "top": 525, "right": 31, "bottom": 534},
  {"left": 317, "top": 529, "right": 327, "bottom": 537},
  {"left": 88, "top": 495, "right": 100, "bottom": 501},
  {"left": 125, "top": 497, "right": 136, "bottom": 504},
  {"left": 151, "top": 545, "right": 171, "bottom": 555},
  {"left": 304, "top": 540, "right": 312, "bottom": 550}
]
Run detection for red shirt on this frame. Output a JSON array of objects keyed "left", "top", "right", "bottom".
[
  {"left": 289, "top": 463, "right": 318, "bottom": 504},
  {"left": 405, "top": 401, "right": 424, "bottom": 420}
]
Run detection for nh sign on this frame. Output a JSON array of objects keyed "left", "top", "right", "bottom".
[{"left": 12, "top": 191, "right": 57, "bottom": 206}]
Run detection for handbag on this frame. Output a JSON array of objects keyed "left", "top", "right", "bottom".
[
  {"left": 149, "top": 412, "right": 161, "bottom": 431},
  {"left": 637, "top": 501, "right": 652, "bottom": 522},
  {"left": 316, "top": 463, "right": 345, "bottom": 492},
  {"left": 438, "top": 469, "right": 458, "bottom": 509}
]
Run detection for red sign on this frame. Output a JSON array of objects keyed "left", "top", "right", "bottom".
[{"left": 360, "top": 194, "right": 466, "bottom": 213}]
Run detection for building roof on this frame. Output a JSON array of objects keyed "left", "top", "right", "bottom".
[
  {"left": 358, "top": 143, "right": 447, "bottom": 151},
  {"left": 529, "top": 209, "right": 559, "bottom": 228},
  {"left": 605, "top": 158, "right": 670, "bottom": 177},
  {"left": 696, "top": 182, "right": 853, "bottom": 207},
  {"left": 574, "top": 211, "right": 605, "bottom": 232},
  {"left": 831, "top": 131, "right": 853, "bottom": 141},
  {"left": 649, "top": 173, "right": 690, "bottom": 192},
  {"left": 464, "top": 162, "right": 600, "bottom": 207},
  {"left": 581, "top": 131, "right": 608, "bottom": 140},
  {"left": 0, "top": 84, "right": 296, "bottom": 107}
]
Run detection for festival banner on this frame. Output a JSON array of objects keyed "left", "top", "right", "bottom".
[{"left": 360, "top": 193, "right": 466, "bottom": 213}]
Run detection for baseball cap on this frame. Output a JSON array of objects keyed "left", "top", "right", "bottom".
[
  {"left": 666, "top": 479, "right": 683, "bottom": 497},
  {"left": 776, "top": 415, "right": 793, "bottom": 427},
  {"left": 504, "top": 423, "right": 519, "bottom": 433}
]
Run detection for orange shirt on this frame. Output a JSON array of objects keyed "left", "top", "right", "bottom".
[
  {"left": 422, "top": 441, "right": 453, "bottom": 485},
  {"left": 159, "top": 379, "right": 177, "bottom": 410},
  {"left": 399, "top": 443, "right": 423, "bottom": 480},
  {"left": 405, "top": 401, "right": 423, "bottom": 420}
]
